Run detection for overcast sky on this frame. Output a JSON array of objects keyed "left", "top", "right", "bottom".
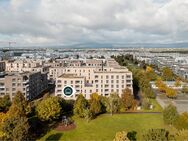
[{"left": 0, "top": 0, "right": 188, "bottom": 47}]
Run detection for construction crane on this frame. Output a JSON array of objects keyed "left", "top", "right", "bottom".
[
  {"left": 0, "top": 41, "right": 16, "bottom": 53},
  {"left": 0, "top": 41, "right": 16, "bottom": 48}
]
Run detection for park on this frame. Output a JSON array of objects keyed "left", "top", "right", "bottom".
[{"left": 39, "top": 113, "right": 166, "bottom": 141}]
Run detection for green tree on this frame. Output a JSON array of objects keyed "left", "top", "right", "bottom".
[
  {"left": 36, "top": 96, "right": 62, "bottom": 121},
  {"left": 8, "top": 91, "right": 28, "bottom": 117},
  {"left": 174, "top": 112, "right": 188, "bottom": 130},
  {"left": 73, "top": 94, "right": 88, "bottom": 118},
  {"left": 0, "top": 95, "right": 11, "bottom": 112},
  {"left": 113, "top": 131, "right": 130, "bottom": 141},
  {"left": 141, "top": 98, "right": 151, "bottom": 110},
  {"left": 142, "top": 129, "right": 172, "bottom": 141},
  {"left": 163, "top": 104, "right": 178, "bottom": 125},
  {"left": 108, "top": 93, "right": 122, "bottom": 115},
  {"left": 121, "top": 88, "right": 136, "bottom": 111},
  {"left": 83, "top": 108, "right": 92, "bottom": 122},
  {"left": 1, "top": 116, "right": 29, "bottom": 141},
  {"left": 127, "top": 131, "right": 137, "bottom": 141},
  {"left": 144, "top": 88, "right": 155, "bottom": 99},
  {"left": 162, "top": 67, "right": 174, "bottom": 81},
  {"left": 89, "top": 93, "right": 102, "bottom": 117}
]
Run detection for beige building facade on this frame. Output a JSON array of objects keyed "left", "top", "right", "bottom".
[{"left": 54, "top": 59, "right": 133, "bottom": 100}]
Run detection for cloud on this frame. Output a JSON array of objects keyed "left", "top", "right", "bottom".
[{"left": 0, "top": 0, "right": 188, "bottom": 46}]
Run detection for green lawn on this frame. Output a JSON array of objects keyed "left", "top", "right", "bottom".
[{"left": 39, "top": 113, "right": 166, "bottom": 141}]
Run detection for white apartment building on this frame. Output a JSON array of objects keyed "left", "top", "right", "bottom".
[
  {"left": 54, "top": 59, "right": 133, "bottom": 100},
  {"left": 5, "top": 59, "right": 49, "bottom": 73}
]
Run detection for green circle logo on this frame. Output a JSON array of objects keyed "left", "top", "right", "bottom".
[{"left": 63, "top": 86, "right": 73, "bottom": 96}]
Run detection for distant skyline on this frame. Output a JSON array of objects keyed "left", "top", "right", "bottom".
[{"left": 0, "top": 0, "right": 188, "bottom": 47}]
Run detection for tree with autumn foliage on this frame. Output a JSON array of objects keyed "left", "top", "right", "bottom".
[
  {"left": 89, "top": 93, "right": 102, "bottom": 117},
  {"left": 1, "top": 91, "right": 30, "bottom": 141},
  {"left": 174, "top": 78, "right": 181, "bottom": 87},
  {"left": 155, "top": 78, "right": 167, "bottom": 93},
  {"left": 146, "top": 66, "right": 157, "bottom": 81},
  {"left": 166, "top": 87, "right": 177, "bottom": 99},
  {"left": 162, "top": 67, "right": 174, "bottom": 81},
  {"left": 121, "top": 88, "right": 137, "bottom": 111}
]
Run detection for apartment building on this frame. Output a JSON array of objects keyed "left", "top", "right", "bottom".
[
  {"left": 5, "top": 59, "right": 49, "bottom": 73},
  {"left": 54, "top": 59, "right": 133, "bottom": 100},
  {"left": 0, "top": 61, "right": 5, "bottom": 72},
  {"left": 0, "top": 71, "right": 48, "bottom": 101}
]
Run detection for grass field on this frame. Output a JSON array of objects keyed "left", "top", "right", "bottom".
[{"left": 39, "top": 113, "right": 166, "bottom": 141}]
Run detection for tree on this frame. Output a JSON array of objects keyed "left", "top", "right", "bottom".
[
  {"left": 83, "top": 108, "right": 92, "bottom": 122},
  {"left": 141, "top": 98, "right": 151, "bottom": 110},
  {"left": 146, "top": 66, "right": 157, "bottom": 81},
  {"left": 73, "top": 94, "right": 88, "bottom": 118},
  {"left": 174, "top": 112, "right": 188, "bottom": 130},
  {"left": 0, "top": 92, "right": 30, "bottom": 141},
  {"left": 108, "top": 93, "right": 122, "bottom": 115},
  {"left": 175, "top": 129, "right": 188, "bottom": 141},
  {"left": 89, "top": 93, "right": 102, "bottom": 117},
  {"left": 174, "top": 78, "right": 181, "bottom": 87},
  {"left": 127, "top": 131, "right": 137, "bottom": 141},
  {"left": 0, "top": 95, "right": 11, "bottom": 112},
  {"left": 36, "top": 96, "right": 62, "bottom": 121},
  {"left": 155, "top": 78, "right": 167, "bottom": 93},
  {"left": 113, "top": 131, "right": 130, "bottom": 141},
  {"left": 162, "top": 67, "right": 174, "bottom": 81},
  {"left": 182, "top": 85, "right": 188, "bottom": 94},
  {"left": 165, "top": 87, "right": 177, "bottom": 99},
  {"left": 8, "top": 91, "right": 28, "bottom": 117},
  {"left": 121, "top": 88, "right": 136, "bottom": 111},
  {"left": 146, "top": 66, "right": 153, "bottom": 73},
  {"left": 142, "top": 129, "right": 173, "bottom": 141},
  {"left": 144, "top": 88, "right": 155, "bottom": 99},
  {"left": 1, "top": 116, "right": 29, "bottom": 141},
  {"left": 163, "top": 104, "right": 178, "bottom": 125}
]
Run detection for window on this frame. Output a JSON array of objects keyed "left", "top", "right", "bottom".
[
  {"left": 12, "top": 88, "right": 16, "bottom": 91},
  {"left": 57, "top": 80, "right": 61, "bottom": 83},
  {"left": 116, "top": 75, "right": 119, "bottom": 79},
  {"left": 12, "top": 83, "right": 16, "bottom": 86},
  {"left": 127, "top": 75, "right": 131, "bottom": 78},
  {"left": 64, "top": 81, "right": 67, "bottom": 84}
]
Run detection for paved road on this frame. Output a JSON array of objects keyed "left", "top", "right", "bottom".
[{"left": 156, "top": 96, "right": 188, "bottom": 114}]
